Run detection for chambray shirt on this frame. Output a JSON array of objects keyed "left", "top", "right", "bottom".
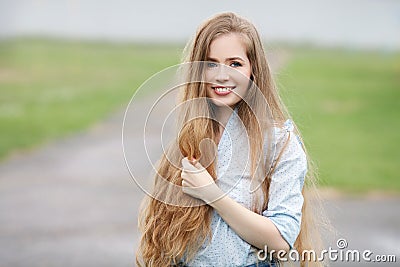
[{"left": 187, "top": 109, "right": 307, "bottom": 267}]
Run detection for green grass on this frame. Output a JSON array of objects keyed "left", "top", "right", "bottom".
[
  {"left": 277, "top": 47, "right": 400, "bottom": 192},
  {"left": 0, "top": 39, "right": 181, "bottom": 159},
  {"left": 0, "top": 39, "right": 399, "bottom": 192}
]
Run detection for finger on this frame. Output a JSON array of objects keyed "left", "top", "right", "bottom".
[
  {"left": 181, "top": 170, "right": 188, "bottom": 180},
  {"left": 181, "top": 157, "right": 197, "bottom": 171},
  {"left": 193, "top": 160, "right": 203, "bottom": 170},
  {"left": 182, "top": 185, "right": 188, "bottom": 194},
  {"left": 189, "top": 158, "right": 203, "bottom": 170}
]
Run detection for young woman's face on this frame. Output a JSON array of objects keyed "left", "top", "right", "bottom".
[{"left": 205, "top": 33, "right": 252, "bottom": 108}]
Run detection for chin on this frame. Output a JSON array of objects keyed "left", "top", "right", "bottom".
[{"left": 209, "top": 97, "right": 240, "bottom": 108}]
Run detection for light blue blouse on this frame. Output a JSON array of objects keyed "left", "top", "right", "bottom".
[{"left": 187, "top": 109, "right": 307, "bottom": 267}]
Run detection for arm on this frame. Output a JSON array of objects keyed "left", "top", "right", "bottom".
[
  {"left": 209, "top": 192, "right": 289, "bottom": 251},
  {"left": 181, "top": 158, "right": 291, "bottom": 252},
  {"left": 181, "top": 129, "right": 307, "bottom": 252}
]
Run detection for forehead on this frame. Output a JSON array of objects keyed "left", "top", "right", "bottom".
[{"left": 208, "top": 33, "right": 249, "bottom": 60}]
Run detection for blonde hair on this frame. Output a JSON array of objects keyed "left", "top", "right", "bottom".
[{"left": 136, "top": 12, "right": 327, "bottom": 266}]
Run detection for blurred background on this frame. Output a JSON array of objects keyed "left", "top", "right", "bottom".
[{"left": 0, "top": 0, "right": 399, "bottom": 266}]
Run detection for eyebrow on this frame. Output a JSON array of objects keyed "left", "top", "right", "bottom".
[{"left": 207, "top": 56, "right": 246, "bottom": 62}]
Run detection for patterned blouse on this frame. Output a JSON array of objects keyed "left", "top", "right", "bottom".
[{"left": 187, "top": 109, "right": 307, "bottom": 266}]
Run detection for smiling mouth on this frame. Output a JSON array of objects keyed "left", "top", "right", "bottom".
[{"left": 212, "top": 86, "right": 235, "bottom": 96}]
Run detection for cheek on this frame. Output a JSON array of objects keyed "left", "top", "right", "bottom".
[
  {"left": 243, "top": 67, "right": 252, "bottom": 80},
  {"left": 204, "top": 69, "right": 215, "bottom": 83},
  {"left": 234, "top": 71, "right": 251, "bottom": 87},
  {"left": 232, "top": 65, "right": 252, "bottom": 82},
  {"left": 206, "top": 85, "right": 214, "bottom": 97}
]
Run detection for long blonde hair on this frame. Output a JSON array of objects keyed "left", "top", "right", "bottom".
[{"left": 137, "top": 12, "right": 326, "bottom": 266}]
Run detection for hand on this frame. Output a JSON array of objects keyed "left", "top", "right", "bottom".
[{"left": 181, "top": 157, "right": 224, "bottom": 204}]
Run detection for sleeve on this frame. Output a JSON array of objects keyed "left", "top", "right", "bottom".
[{"left": 262, "top": 120, "right": 307, "bottom": 249}]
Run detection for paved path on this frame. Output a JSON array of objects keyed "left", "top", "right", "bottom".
[
  {"left": 0, "top": 54, "right": 399, "bottom": 267},
  {"left": 323, "top": 196, "right": 399, "bottom": 266}
]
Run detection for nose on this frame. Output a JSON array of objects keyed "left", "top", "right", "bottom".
[{"left": 215, "top": 65, "right": 229, "bottom": 83}]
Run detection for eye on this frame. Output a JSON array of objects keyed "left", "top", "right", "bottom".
[
  {"left": 230, "top": 61, "right": 242, "bottom": 67},
  {"left": 207, "top": 62, "right": 218, "bottom": 68}
]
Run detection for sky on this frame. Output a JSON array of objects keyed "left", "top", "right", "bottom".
[{"left": 0, "top": 0, "right": 399, "bottom": 50}]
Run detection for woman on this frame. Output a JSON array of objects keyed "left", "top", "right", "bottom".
[{"left": 136, "top": 12, "right": 325, "bottom": 267}]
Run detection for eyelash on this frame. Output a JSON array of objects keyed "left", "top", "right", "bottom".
[
  {"left": 206, "top": 61, "right": 243, "bottom": 68},
  {"left": 207, "top": 62, "right": 218, "bottom": 68},
  {"left": 230, "top": 61, "right": 242, "bottom": 67}
]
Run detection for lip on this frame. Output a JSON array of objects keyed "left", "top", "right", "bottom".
[{"left": 212, "top": 86, "right": 236, "bottom": 96}]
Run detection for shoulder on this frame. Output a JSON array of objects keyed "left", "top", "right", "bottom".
[
  {"left": 267, "top": 119, "right": 307, "bottom": 169},
  {"left": 271, "top": 119, "right": 303, "bottom": 148}
]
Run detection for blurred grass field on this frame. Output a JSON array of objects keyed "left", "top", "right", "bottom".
[
  {"left": 278, "top": 47, "right": 400, "bottom": 192},
  {"left": 0, "top": 39, "right": 399, "bottom": 192},
  {"left": 0, "top": 39, "right": 181, "bottom": 159}
]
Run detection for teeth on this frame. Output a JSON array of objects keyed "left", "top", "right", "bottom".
[{"left": 215, "top": 87, "right": 232, "bottom": 92}]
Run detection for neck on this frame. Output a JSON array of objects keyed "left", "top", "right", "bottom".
[{"left": 215, "top": 105, "right": 235, "bottom": 127}]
